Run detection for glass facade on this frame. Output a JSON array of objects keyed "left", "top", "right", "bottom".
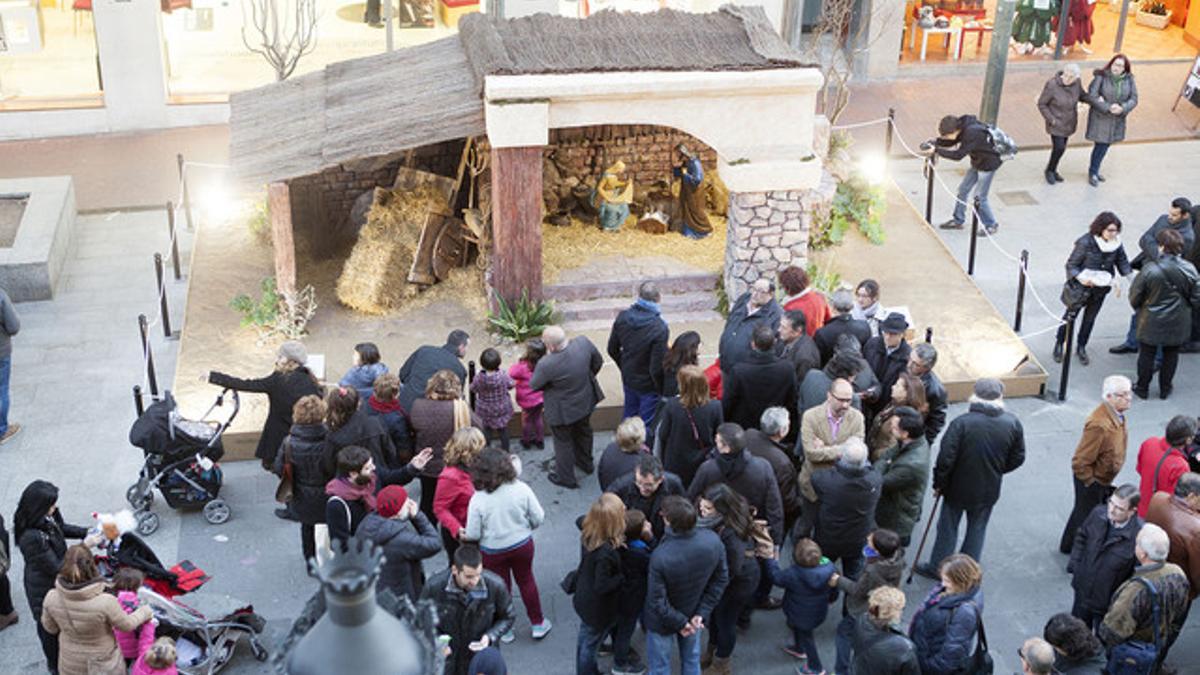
[{"left": 0, "top": 0, "right": 102, "bottom": 108}]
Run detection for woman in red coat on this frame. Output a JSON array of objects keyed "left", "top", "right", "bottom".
[
  {"left": 779, "top": 265, "right": 831, "bottom": 337},
  {"left": 432, "top": 428, "right": 486, "bottom": 561}
]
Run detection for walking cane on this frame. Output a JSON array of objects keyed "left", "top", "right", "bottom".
[{"left": 906, "top": 492, "right": 942, "bottom": 585}]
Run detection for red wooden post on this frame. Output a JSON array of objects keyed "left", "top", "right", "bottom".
[
  {"left": 489, "top": 146, "right": 543, "bottom": 304},
  {"left": 268, "top": 181, "right": 297, "bottom": 298}
]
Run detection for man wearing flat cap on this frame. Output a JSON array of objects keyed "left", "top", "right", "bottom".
[
  {"left": 863, "top": 312, "right": 912, "bottom": 412},
  {"left": 915, "top": 378, "right": 1026, "bottom": 577}
]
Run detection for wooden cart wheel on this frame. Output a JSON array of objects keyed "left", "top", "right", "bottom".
[{"left": 431, "top": 217, "right": 469, "bottom": 282}]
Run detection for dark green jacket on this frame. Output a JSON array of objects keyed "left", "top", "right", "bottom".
[
  {"left": 877, "top": 437, "right": 931, "bottom": 540},
  {"left": 1130, "top": 255, "right": 1200, "bottom": 346}
]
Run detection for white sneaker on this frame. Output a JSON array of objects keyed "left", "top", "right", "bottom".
[
  {"left": 531, "top": 619, "right": 553, "bottom": 639},
  {"left": 500, "top": 629, "right": 515, "bottom": 644}
]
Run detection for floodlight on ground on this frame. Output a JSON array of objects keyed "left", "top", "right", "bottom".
[
  {"left": 196, "top": 182, "right": 237, "bottom": 225},
  {"left": 858, "top": 152, "right": 889, "bottom": 185}
]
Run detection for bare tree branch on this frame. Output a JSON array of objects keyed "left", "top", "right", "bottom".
[
  {"left": 241, "top": 0, "right": 319, "bottom": 82},
  {"left": 803, "top": 0, "right": 902, "bottom": 124}
]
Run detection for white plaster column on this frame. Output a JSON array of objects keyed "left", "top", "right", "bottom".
[
  {"left": 854, "top": 0, "right": 905, "bottom": 80},
  {"left": 93, "top": 0, "right": 170, "bottom": 131}
]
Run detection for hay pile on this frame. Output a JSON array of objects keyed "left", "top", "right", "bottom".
[
  {"left": 542, "top": 213, "right": 726, "bottom": 283},
  {"left": 335, "top": 185, "right": 446, "bottom": 315}
]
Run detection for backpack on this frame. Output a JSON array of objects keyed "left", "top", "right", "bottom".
[
  {"left": 1106, "top": 577, "right": 1161, "bottom": 675},
  {"left": 986, "top": 125, "right": 1018, "bottom": 160}
]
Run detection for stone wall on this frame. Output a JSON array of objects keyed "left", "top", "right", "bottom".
[{"left": 723, "top": 171, "right": 837, "bottom": 299}]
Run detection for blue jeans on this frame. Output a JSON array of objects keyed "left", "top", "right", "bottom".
[
  {"left": 612, "top": 613, "right": 639, "bottom": 669},
  {"left": 1089, "top": 142, "right": 1110, "bottom": 177},
  {"left": 0, "top": 355, "right": 10, "bottom": 436},
  {"left": 577, "top": 620, "right": 614, "bottom": 675},
  {"left": 927, "top": 501, "right": 994, "bottom": 567},
  {"left": 647, "top": 629, "right": 701, "bottom": 675},
  {"left": 835, "top": 614, "right": 857, "bottom": 675},
  {"left": 951, "top": 168, "right": 997, "bottom": 227},
  {"left": 622, "top": 385, "right": 660, "bottom": 441}
]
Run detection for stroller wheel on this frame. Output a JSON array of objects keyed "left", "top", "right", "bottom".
[
  {"left": 203, "top": 499, "right": 231, "bottom": 525},
  {"left": 125, "top": 484, "right": 153, "bottom": 511},
  {"left": 250, "top": 637, "right": 270, "bottom": 662},
  {"left": 136, "top": 511, "right": 160, "bottom": 536}
]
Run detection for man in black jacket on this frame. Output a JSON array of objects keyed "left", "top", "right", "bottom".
[
  {"left": 1112, "top": 198, "right": 1196, "bottom": 355},
  {"left": 644, "top": 496, "right": 729, "bottom": 675},
  {"left": 718, "top": 278, "right": 782, "bottom": 377},
  {"left": 907, "top": 343, "right": 948, "bottom": 444},
  {"left": 607, "top": 282, "right": 670, "bottom": 439},
  {"left": 420, "top": 545, "right": 515, "bottom": 675},
  {"left": 863, "top": 313, "right": 912, "bottom": 413},
  {"left": 814, "top": 289, "right": 872, "bottom": 365},
  {"left": 746, "top": 407, "right": 802, "bottom": 535},
  {"left": 723, "top": 325, "right": 798, "bottom": 433},
  {"left": 1068, "top": 484, "right": 1141, "bottom": 631},
  {"left": 776, "top": 309, "right": 821, "bottom": 385},
  {"left": 609, "top": 454, "right": 685, "bottom": 540},
  {"left": 926, "top": 114, "right": 1002, "bottom": 235},
  {"left": 688, "top": 423, "right": 784, "bottom": 545},
  {"left": 916, "top": 378, "right": 1025, "bottom": 577},
  {"left": 398, "top": 330, "right": 469, "bottom": 411},
  {"left": 811, "top": 437, "right": 882, "bottom": 581}
]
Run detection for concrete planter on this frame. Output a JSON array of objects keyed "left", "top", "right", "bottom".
[{"left": 1135, "top": 8, "right": 1172, "bottom": 28}]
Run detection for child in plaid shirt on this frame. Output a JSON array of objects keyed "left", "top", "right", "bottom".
[{"left": 471, "top": 348, "right": 515, "bottom": 450}]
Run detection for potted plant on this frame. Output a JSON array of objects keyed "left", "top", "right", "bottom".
[{"left": 1136, "top": 0, "right": 1172, "bottom": 29}]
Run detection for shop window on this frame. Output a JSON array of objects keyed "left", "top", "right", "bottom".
[
  {"left": 163, "top": 0, "right": 454, "bottom": 101},
  {"left": 0, "top": 0, "right": 103, "bottom": 108}
]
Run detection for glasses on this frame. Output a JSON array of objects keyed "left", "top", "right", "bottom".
[
  {"left": 1108, "top": 498, "right": 1131, "bottom": 512},
  {"left": 831, "top": 394, "right": 854, "bottom": 404},
  {"left": 1110, "top": 390, "right": 1132, "bottom": 399},
  {"left": 1104, "top": 227, "right": 1120, "bottom": 233}
]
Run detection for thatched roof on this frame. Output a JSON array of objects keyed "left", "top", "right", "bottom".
[{"left": 230, "top": 5, "right": 810, "bottom": 187}]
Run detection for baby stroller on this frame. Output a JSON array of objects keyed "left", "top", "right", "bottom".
[
  {"left": 138, "top": 586, "right": 269, "bottom": 674},
  {"left": 127, "top": 389, "right": 240, "bottom": 536}
]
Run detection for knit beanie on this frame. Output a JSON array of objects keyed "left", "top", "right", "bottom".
[{"left": 376, "top": 485, "right": 408, "bottom": 519}]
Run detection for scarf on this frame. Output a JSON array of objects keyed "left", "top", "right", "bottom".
[
  {"left": 325, "top": 475, "right": 377, "bottom": 511},
  {"left": 635, "top": 297, "right": 661, "bottom": 315},
  {"left": 716, "top": 449, "right": 748, "bottom": 481},
  {"left": 1094, "top": 235, "right": 1120, "bottom": 253},
  {"left": 368, "top": 396, "right": 403, "bottom": 415},
  {"left": 697, "top": 514, "right": 724, "bottom": 531},
  {"left": 851, "top": 302, "right": 880, "bottom": 323}
]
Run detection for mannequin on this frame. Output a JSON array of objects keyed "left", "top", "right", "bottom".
[
  {"left": 1012, "top": 0, "right": 1060, "bottom": 55},
  {"left": 1062, "top": 0, "right": 1097, "bottom": 54}
]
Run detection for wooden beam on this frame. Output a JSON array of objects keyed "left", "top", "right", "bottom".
[
  {"left": 490, "top": 146, "right": 543, "bottom": 304},
  {"left": 268, "top": 181, "right": 297, "bottom": 298}
]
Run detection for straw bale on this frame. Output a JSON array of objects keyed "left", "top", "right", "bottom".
[
  {"left": 542, "top": 214, "right": 726, "bottom": 283},
  {"left": 335, "top": 185, "right": 446, "bottom": 314}
]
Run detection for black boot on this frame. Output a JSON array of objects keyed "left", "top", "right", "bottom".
[
  {"left": 1052, "top": 341, "right": 1064, "bottom": 363},
  {"left": 1076, "top": 345, "right": 1090, "bottom": 366},
  {"left": 1044, "top": 169, "right": 1057, "bottom": 185}
]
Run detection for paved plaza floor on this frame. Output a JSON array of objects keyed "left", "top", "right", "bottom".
[{"left": 0, "top": 141, "right": 1199, "bottom": 674}]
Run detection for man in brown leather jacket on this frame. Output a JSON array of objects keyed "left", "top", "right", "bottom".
[
  {"left": 1146, "top": 472, "right": 1200, "bottom": 599},
  {"left": 1059, "top": 375, "right": 1131, "bottom": 553}
]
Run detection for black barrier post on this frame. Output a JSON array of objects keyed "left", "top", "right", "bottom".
[
  {"left": 166, "top": 201, "right": 181, "bottom": 280},
  {"left": 138, "top": 314, "right": 159, "bottom": 397},
  {"left": 1015, "top": 249, "right": 1029, "bottom": 332},
  {"left": 925, "top": 327, "right": 933, "bottom": 344},
  {"left": 468, "top": 360, "right": 477, "bottom": 408},
  {"left": 1058, "top": 315, "right": 1076, "bottom": 402},
  {"left": 924, "top": 156, "right": 936, "bottom": 224},
  {"left": 154, "top": 254, "right": 172, "bottom": 339},
  {"left": 885, "top": 108, "right": 895, "bottom": 156},
  {"left": 178, "top": 154, "right": 195, "bottom": 232},
  {"left": 967, "top": 197, "right": 980, "bottom": 276},
  {"left": 133, "top": 385, "right": 145, "bottom": 418}
]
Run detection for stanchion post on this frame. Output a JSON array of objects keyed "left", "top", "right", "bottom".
[
  {"left": 467, "top": 360, "right": 477, "bottom": 409},
  {"left": 925, "top": 327, "right": 933, "bottom": 344},
  {"left": 133, "top": 385, "right": 144, "bottom": 418},
  {"left": 166, "top": 201, "right": 181, "bottom": 280},
  {"left": 138, "top": 314, "right": 159, "bottom": 397},
  {"left": 1015, "top": 249, "right": 1029, "bottom": 332},
  {"left": 1058, "top": 315, "right": 1076, "bottom": 402},
  {"left": 885, "top": 108, "right": 895, "bottom": 156},
  {"left": 924, "top": 155, "right": 936, "bottom": 224},
  {"left": 154, "top": 254, "right": 172, "bottom": 339},
  {"left": 177, "top": 153, "right": 195, "bottom": 232},
  {"left": 967, "top": 197, "right": 980, "bottom": 276}
]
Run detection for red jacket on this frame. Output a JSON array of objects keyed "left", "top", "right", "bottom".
[
  {"left": 783, "top": 291, "right": 832, "bottom": 337},
  {"left": 1136, "top": 436, "right": 1190, "bottom": 517},
  {"left": 433, "top": 465, "right": 474, "bottom": 537}
]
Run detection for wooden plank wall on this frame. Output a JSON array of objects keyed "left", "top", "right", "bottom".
[{"left": 490, "top": 147, "right": 543, "bottom": 304}]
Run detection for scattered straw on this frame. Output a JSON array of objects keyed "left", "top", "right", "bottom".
[{"left": 542, "top": 214, "right": 726, "bottom": 283}]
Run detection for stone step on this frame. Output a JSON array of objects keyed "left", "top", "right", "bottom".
[
  {"left": 563, "top": 309, "right": 726, "bottom": 333},
  {"left": 555, "top": 290, "right": 719, "bottom": 323},
  {"left": 544, "top": 272, "right": 720, "bottom": 303}
]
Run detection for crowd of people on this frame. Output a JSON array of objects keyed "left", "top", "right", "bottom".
[{"left": 2, "top": 249, "right": 1200, "bottom": 675}]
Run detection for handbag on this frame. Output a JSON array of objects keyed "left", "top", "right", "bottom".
[
  {"left": 1106, "top": 578, "right": 1160, "bottom": 675},
  {"left": 683, "top": 407, "right": 713, "bottom": 458},
  {"left": 314, "top": 497, "right": 352, "bottom": 567},
  {"left": 1060, "top": 279, "right": 1092, "bottom": 310},
  {"left": 970, "top": 609, "right": 994, "bottom": 674},
  {"left": 274, "top": 439, "right": 294, "bottom": 504}
]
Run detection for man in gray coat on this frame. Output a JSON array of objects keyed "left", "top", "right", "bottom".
[
  {"left": 0, "top": 288, "right": 20, "bottom": 444},
  {"left": 531, "top": 325, "right": 604, "bottom": 489}
]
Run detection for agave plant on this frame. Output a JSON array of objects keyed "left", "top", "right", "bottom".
[{"left": 488, "top": 291, "right": 557, "bottom": 342}]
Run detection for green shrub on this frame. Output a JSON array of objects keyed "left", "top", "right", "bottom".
[
  {"left": 806, "top": 260, "right": 843, "bottom": 295},
  {"left": 231, "top": 277, "right": 317, "bottom": 339},
  {"left": 246, "top": 198, "right": 271, "bottom": 246},
  {"left": 488, "top": 292, "right": 557, "bottom": 342},
  {"left": 810, "top": 172, "right": 886, "bottom": 250},
  {"left": 231, "top": 277, "right": 280, "bottom": 330}
]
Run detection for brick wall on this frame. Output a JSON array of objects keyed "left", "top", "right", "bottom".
[{"left": 546, "top": 125, "right": 716, "bottom": 188}]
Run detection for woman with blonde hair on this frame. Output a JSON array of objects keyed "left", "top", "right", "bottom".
[
  {"left": 573, "top": 494, "right": 626, "bottom": 674},
  {"left": 597, "top": 417, "right": 650, "bottom": 492},
  {"left": 41, "top": 545, "right": 153, "bottom": 675},
  {"left": 410, "top": 369, "right": 482, "bottom": 523},
  {"left": 851, "top": 586, "right": 920, "bottom": 673},
  {"left": 656, "top": 365, "right": 723, "bottom": 486},
  {"left": 909, "top": 554, "right": 984, "bottom": 675},
  {"left": 207, "top": 340, "right": 322, "bottom": 471},
  {"left": 433, "top": 427, "right": 487, "bottom": 561}
]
